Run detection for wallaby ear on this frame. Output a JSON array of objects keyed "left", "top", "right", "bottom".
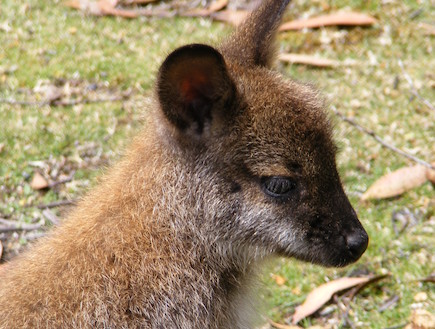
[
  {"left": 157, "top": 44, "right": 236, "bottom": 135},
  {"left": 220, "top": 0, "right": 291, "bottom": 68}
]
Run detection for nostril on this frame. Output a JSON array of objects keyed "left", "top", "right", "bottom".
[{"left": 346, "top": 231, "right": 369, "bottom": 259}]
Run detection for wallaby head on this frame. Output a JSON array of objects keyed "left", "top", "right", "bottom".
[{"left": 155, "top": 0, "right": 368, "bottom": 267}]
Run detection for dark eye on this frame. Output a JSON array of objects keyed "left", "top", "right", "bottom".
[{"left": 261, "top": 176, "right": 296, "bottom": 198}]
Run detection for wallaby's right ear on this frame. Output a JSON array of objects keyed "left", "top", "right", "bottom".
[{"left": 157, "top": 44, "right": 236, "bottom": 136}]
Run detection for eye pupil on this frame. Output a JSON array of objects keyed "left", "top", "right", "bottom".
[{"left": 262, "top": 176, "right": 296, "bottom": 198}]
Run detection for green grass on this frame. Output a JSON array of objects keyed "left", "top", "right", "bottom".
[{"left": 1, "top": 0, "right": 434, "bottom": 328}]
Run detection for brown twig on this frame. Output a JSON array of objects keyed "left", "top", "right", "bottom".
[
  {"left": 37, "top": 199, "right": 76, "bottom": 209},
  {"left": 42, "top": 209, "right": 60, "bottom": 226},
  {"left": 378, "top": 294, "right": 400, "bottom": 312},
  {"left": 0, "top": 218, "right": 45, "bottom": 233},
  {"left": 384, "top": 323, "right": 408, "bottom": 329},
  {"left": 135, "top": 8, "right": 176, "bottom": 18},
  {"left": 0, "top": 99, "right": 48, "bottom": 106},
  {"left": 332, "top": 106, "right": 435, "bottom": 170},
  {"left": 417, "top": 272, "right": 435, "bottom": 283},
  {"left": 333, "top": 295, "right": 356, "bottom": 329},
  {"left": 48, "top": 171, "right": 76, "bottom": 189},
  {"left": 54, "top": 96, "right": 127, "bottom": 106},
  {"left": 268, "top": 319, "right": 296, "bottom": 329},
  {"left": 0, "top": 95, "right": 127, "bottom": 107},
  {"left": 398, "top": 59, "right": 435, "bottom": 112},
  {"left": 22, "top": 232, "right": 47, "bottom": 241}
]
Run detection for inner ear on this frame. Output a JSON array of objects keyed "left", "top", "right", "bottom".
[{"left": 157, "top": 44, "right": 235, "bottom": 135}]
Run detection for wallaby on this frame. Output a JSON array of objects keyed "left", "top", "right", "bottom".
[{"left": 0, "top": 0, "right": 368, "bottom": 328}]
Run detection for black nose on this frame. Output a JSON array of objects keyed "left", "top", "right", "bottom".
[{"left": 346, "top": 230, "right": 369, "bottom": 259}]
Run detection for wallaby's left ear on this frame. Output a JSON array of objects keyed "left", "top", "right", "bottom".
[
  {"left": 157, "top": 44, "right": 236, "bottom": 136},
  {"left": 220, "top": 0, "right": 291, "bottom": 68}
]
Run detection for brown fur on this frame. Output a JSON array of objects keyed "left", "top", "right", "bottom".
[{"left": 0, "top": 0, "right": 368, "bottom": 328}]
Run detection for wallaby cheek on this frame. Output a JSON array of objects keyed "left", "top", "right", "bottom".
[{"left": 230, "top": 200, "right": 299, "bottom": 254}]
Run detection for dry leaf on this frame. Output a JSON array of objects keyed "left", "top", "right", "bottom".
[
  {"left": 98, "top": 0, "right": 138, "bottom": 18},
  {"left": 419, "top": 272, "right": 435, "bottom": 283},
  {"left": 211, "top": 10, "right": 249, "bottom": 26},
  {"left": 34, "top": 83, "right": 63, "bottom": 104},
  {"left": 123, "top": 0, "right": 157, "bottom": 4},
  {"left": 97, "top": 0, "right": 118, "bottom": 14},
  {"left": 405, "top": 309, "right": 435, "bottom": 329},
  {"left": 208, "top": 0, "right": 228, "bottom": 13},
  {"left": 269, "top": 319, "right": 301, "bottom": 329},
  {"left": 183, "top": 0, "right": 228, "bottom": 17},
  {"left": 291, "top": 286, "right": 301, "bottom": 295},
  {"left": 279, "top": 12, "right": 376, "bottom": 31},
  {"left": 279, "top": 53, "right": 339, "bottom": 67},
  {"left": 31, "top": 172, "right": 49, "bottom": 190},
  {"left": 347, "top": 274, "right": 390, "bottom": 300},
  {"left": 65, "top": 0, "right": 105, "bottom": 15},
  {"left": 426, "top": 163, "right": 435, "bottom": 184},
  {"left": 64, "top": 0, "right": 85, "bottom": 9},
  {"left": 68, "top": 27, "right": 78, "bottom": 34},
  {"left": 419, "top": 23, "right": 435, "bottom": 36},
  {"left": 361, "top": 165, "right": 428, "bottom": 200},
  {"left": 65, "top": 0, "right": 138, "bottom": 18},
  {"left": 104, "top": 7, "right": 138, "bottom": 18},
  {"left": 413, "top": 292, "right": 428, "bottom": 302},
  {"left": 272, "top": 274, "right": 287, "bottom": 286},
  {"left": 292, "top": 277, "right": 371, "bottom": 324}
]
